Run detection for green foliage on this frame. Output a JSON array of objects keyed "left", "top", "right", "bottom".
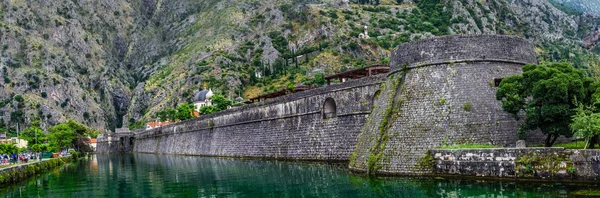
[
  {"left": 268, "top": 31, "right": 290, "bottom": 56},
  {"left": 10, "top": 110, "right": 24, "bottom": 124},
  {"left": 0, "top": 143, "right": 18, "bottom": 154},
  {"left": 21, "top": 120, "right": 47, "bottom": 146},
  {"left": 199, "top": 106, "right": 218, "bottom": 115},
  {"left": 438, "top": 144, "right": 501, "bottom": 149},
  {"left": 211, "top": 93, "right": 233, "bottom": 111},
  {"left": 496, "top": 62, "right": 592, "bottom": 146},
  {"left": 570, "top": 103, "right": 600, "bottom": 149},
  {"left": 30, "top": 144, "right": 42, "bottom": 152},
  {"left": 287, "top": 82, "right": 296, "bottom": 92},
  {"left": 410, "top": 0, "right": 453, "bottom": 35},
  {"left": 462, "top": 102, "right": 472, "bottom": 112},
  {"left": 156, "top": 108, "right": 177, "bottom": 122},
  {"left": 175, "top": 103, "right": 196, "bottom": 121},
  {"left": 327, "top": 10, "right": 338, "bottom": 19},
  {"left": 547, "top": 0, "right": 583, "bottom": 16},
  {"left": 47, "top": 120, "right": 95, "bottom": 152},
  {"left": 496, "top": 75, "right": 525, "bottom": 115},
  {"left": 302, "top": 73, "right": 326, "bottom": 86},
  {"left": 128, "top": 119, "right": 146, "bottom": 130},
  {"left": 41, "top": 92, "right": 47, "bottom": 98},
  {"left": 551, "top": 141, "right": 587, "bottom": 149},
  {"left": 69, "top": 150, "right": 80, "bottom": 159},
  {"left": 48, "top": 124, "right": 75, "bottom": 152},
  {"left": 13, "top": 94, "right": 23, "bottom": 103}
]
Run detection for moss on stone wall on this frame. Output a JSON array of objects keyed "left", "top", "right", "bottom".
[
  {"left": 366, "top": 75, "right": 404, "bottom": 175},
  {"left": 416, "top": 150, "right": 435, "bottom": 172},
  {"left": 0, "top": 157, "right": 72, "bottom": 184},
  {"left": 515, "top": 151, "right": 574, "bottom": 177}
]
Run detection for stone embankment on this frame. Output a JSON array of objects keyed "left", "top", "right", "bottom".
[
  {"left": 430, "top": 148, "right": 600, "bottom": 181},
  {"left": 98, "top": 75, "right": 386, "bottom": 161},
  {"left": 0, "top": 157, "right": 72, "bottom": 184}
]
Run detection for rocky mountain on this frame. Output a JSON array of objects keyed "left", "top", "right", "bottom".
[
  {"left": 552, "top": 0, "right": 600, "bottom": 14},
  {"left": 0, "top": 0, "right": 599, "bottom": 134}
]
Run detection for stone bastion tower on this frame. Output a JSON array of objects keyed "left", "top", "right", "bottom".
[{"left": 349, "top": 35, "right": 538, "bottom": 175}]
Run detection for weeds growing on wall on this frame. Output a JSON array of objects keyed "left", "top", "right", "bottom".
[{"left": 0, "top": 157, "right": 72, "bottom": 184}]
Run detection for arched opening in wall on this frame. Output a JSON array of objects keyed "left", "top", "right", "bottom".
[
  {"left": 119, "top": 137, "right": 124, "bottom": 148},
  {"left": 323, "top": 98, "right": 337, "bottom": 119},
  {"left": 129, "top": 137, "right": 135, "bottom": 149}
]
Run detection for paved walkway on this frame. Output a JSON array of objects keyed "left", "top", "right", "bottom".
[{"left": 0, "top": 158, "right": 57, "bottom": 171}]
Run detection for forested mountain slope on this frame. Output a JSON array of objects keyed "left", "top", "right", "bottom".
[{"left": 0, "top": 0, "right": 598, "bottom": 133}]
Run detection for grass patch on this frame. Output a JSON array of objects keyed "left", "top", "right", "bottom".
[
  {"left": 438, "top": 144, "right": 501, "bottom": 149},
  {"left": 552, "top": 141, "right": 587, "bottom": 149},
  {"left": 571, "top": 190, "right": 600, "bottom": 196}
]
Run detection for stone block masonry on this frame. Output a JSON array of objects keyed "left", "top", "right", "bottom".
[
  {"left": 98, "top": 35, "right": 583, "bottom": 180},
  {"left": 0, "top": 157, "right": 72, "bottom": 184},
  {"left": 349, "top": 35, "right": 540, "bottom": 175},
  {"left": 431, "top": 148, "right": 600, "bottom": 180},
  {"left": 99, "top": 75, "right": 386, "bottom": 161}
]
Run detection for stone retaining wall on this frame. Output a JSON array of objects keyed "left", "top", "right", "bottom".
[
  {"left": 99, "top": 75, "right": 385, "bottom": 161},
  {"left": 430, "top": 148, "right": 600, "bottom": 180},
  {"left": 0, "top": 157, "right": 72, "bottom": 184}
]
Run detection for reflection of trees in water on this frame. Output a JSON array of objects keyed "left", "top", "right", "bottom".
[{"left": 0, "top": 154, "right": 598, "bottom": 197}]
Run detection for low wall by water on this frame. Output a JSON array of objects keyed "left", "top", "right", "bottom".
[
  {"left": 430, "top": 148, "right": 600, "bottom": 180},
  {"left": 99, "top": 75, "right": 385, "bottom": 161},
  {"left": 0, "top": 157, "right": 72, "bottom": 184}
]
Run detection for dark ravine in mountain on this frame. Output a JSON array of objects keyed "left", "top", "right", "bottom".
[{"left": 0, "top": 0, "right": 599, "bottom": 133}]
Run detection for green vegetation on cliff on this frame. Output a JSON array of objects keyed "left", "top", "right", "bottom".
[{"left": 0, "top": 0, "right": 599, "bottom": 132}]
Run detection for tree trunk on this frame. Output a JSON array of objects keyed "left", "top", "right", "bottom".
[
  {"left": 550, "top": 135, "right": 558, "bottom": 147},
  {"left": 545, "top": 134, "right": 552, "bottom": 147},
  {"left": 592, "top": 135, "right": 600, "bottom": 149}
]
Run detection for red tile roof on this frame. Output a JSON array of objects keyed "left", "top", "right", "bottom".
[{"left": 146, "top": 121, "right": 172, "bottom": 129}]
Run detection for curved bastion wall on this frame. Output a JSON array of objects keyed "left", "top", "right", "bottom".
[
  {"left": 98, "top": 75, "right": 386, "bottom": 161},
  {"left": 348, "top": 35, "right": 538, "bottom": 175}
]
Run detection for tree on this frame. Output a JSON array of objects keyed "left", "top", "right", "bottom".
[
  {"left": 199, "top": 106, "right": 218, "bottom": 115},
  {"left": 211, "top": 93, "right": 233, "bottom": 111},
  {"left": 21, "top": 120, "right": 47, "bottom": 147},
  {"left": 175, "top": 103, "right": 196, "bottom": 121},
  {"left": 0, "top": 143, "right": 18, "bottom": 154},
  {"left": 156, "top": 109, "right": 177, "bottom": 122},
  {"left": 570, "top": 103, "right": 600, "bottom": 149},
  {"left": 48, "top": 123, "right": 76, "bottom": 152},
  {"left": 496, "top": 62, "right": 591, "bottom": 147},
  {"left": 47, "top": 120, "right": 95, "bottom": 152}
]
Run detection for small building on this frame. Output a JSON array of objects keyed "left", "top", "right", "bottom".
[
  {"left": 193, "top": 89, "right": 214, "bottom": 112},
  {"left": 86, "top": 138, "right": 97, "bottom": 151},
  {"left": 235, "top": 96, "right": 244, "bottom": 103},
  {"left": 9, "top": 138, "right": 27, "bottom": 148},
  {"left": 146, "top": 121, "right": 172, "bottom": 130}
]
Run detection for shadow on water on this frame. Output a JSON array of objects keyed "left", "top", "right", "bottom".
[{"left": 0, "top": 154, "right": 598, "bottom": 197}]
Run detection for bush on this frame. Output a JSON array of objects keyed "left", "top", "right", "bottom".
[
  {"left": 14, "top": 95, "right": 24, "bottom": 102},
  {"left": 41, "top": 92, "right": 47, "bottom": 98}
]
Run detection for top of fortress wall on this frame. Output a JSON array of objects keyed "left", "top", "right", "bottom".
[{"left": 390, "top": 35, "right": 538, "bottom": 72}]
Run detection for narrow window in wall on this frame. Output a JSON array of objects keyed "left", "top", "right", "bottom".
[{"left": 323, "top": 98, "right": 337, "bottom": 119}]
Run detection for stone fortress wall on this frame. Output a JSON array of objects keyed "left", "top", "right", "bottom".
[
  {"left": 97, "top": 35, "right": 582, "bottom": 178},
  {"left": 349, "top": 35, "right": 539, "bottom": 175},
  {"left": 98, "top": 75, "right": 386, "bottom": 161}
]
